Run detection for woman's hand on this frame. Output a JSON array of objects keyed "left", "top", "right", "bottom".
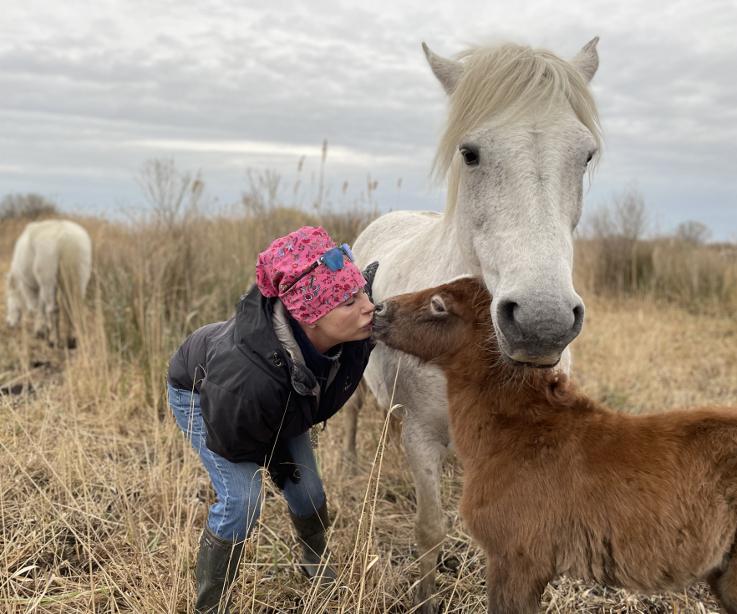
[{"left": 267, "top": 439, "right": 301, "bottom": 489}]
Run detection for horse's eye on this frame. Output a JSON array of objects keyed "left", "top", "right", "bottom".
[{"left": 459, "top": 146, "right": 479, "bottom": 167}]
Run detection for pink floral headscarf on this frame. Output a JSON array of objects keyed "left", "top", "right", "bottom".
[{"left": 255, "top": 226, "right": 366, "bottom": 324}]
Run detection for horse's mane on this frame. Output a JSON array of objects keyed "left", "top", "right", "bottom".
[{"left": 434, "top": 43, "right": 602, "bottom": 214}]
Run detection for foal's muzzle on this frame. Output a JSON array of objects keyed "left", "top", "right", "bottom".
[{"left": 370, "top": 303, "right": 390, "bottom": 339}]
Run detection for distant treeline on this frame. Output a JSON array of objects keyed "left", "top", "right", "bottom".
[{"left": 0, "top": 193, "right": 59, "bottom": 220}]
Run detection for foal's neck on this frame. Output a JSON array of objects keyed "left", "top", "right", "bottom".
[{"left": 444, "top": 349, "right": 587, "bottom": 418}]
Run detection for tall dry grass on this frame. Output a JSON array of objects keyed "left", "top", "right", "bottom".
[
  {"left": 576, "top": 237, "right": 737, "bottom": 314},
  {"left": 577, "top": 189, "right": 737, "bottom": 313},
  {"left": 83, "top": 157, "right": 376, "bottom": 415},
  {"left": 1, "top": 172, "right": 736, "bottom": 612}
]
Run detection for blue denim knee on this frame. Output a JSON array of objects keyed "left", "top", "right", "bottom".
[
  {"left": 168, "top": 382, "right": 263, "bottom": 541},
  {"left": 282, "top": 431, "right": 326, "bottom": 518},
  {"left": 168, "top": 382, "right": 327, "bottom": 540}
]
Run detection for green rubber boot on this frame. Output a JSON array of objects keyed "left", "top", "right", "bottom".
[
  {"left": 194, "top": 527, "right": 244, "bottom": 613},
  {"left": 289, "top": 501, "right": 337, "bottom": 584}
]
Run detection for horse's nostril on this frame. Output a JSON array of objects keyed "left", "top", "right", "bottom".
[
  {"left": 374, "top": 302, "right": 386, "bottom": 315},
  {"left": 498, "top": 300, "right": 519, "bottom": 327},
  {"left": 571, "top": 302, "right": 585, "bottom": 332}
]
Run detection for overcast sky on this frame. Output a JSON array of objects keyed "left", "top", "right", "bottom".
[{"left": 1, "top": 0, "right": 736, "bottom": 240}]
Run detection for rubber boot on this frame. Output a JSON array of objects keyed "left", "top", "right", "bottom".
[
  {"left": 194, "top": 526, "right": 244, "bottom": 613},
  {"left": 289, "top": 501, "right": 337, "bottom": 583}
]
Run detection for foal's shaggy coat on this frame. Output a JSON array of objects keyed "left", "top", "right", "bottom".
[{"left": 373, "top": 276, "right": 737, "bottom": 614}]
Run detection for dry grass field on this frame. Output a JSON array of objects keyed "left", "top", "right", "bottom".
[{"left": 1, "top": 205, "right": 736, "bottom": 613}]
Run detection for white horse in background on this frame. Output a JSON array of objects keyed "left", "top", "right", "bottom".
[
  {"left": 6, "top": 220, "right": 92, "bottom": 348},
  {"left": 352, "top": 38, "right": 602, "bottom": 612}
]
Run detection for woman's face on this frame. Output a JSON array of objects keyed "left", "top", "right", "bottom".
[{"left": 308, "top": 289, "right": 375, "bottom": 351}]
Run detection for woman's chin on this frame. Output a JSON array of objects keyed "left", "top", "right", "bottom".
[{"left": 352, "top": 326, "right": 372, "bottom": 341}]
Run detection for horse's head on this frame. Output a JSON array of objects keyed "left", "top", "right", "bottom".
[
  {"left": 373, "top": 276, "right": 492, "bottom": 366},
  {"left": 425, "top": 38, "right": 601, "bottom": 367}
]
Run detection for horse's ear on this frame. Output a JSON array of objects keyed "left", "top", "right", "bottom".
[
  {"left": 422, "top": 42, "right": 463, "bottom": 96},
  {"left": 571, "top": 37, "right": 599, "bottom": 83}
]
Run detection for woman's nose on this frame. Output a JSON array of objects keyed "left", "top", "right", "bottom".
[{"left": 361, "top": 291, "right": 375, "bottom": 312}]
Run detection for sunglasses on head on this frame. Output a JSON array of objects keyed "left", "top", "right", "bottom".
[{"left": 281, "top": 243, "right": 355, "bottom": 294}]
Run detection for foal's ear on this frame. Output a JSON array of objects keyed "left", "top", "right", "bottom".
[
  {"left": 422, "top": 42, "right": 463, "bottom": 96},
  {"left": 571, "top": 36, "right": 600, "bottom": 83}
]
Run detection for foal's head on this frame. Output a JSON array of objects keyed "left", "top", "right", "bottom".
[
  {"left": 374, "top": 276, "right": 579, "bottom": 403},
  {"left": 373, "top": 276, "right": 494, "bottom": 367}
]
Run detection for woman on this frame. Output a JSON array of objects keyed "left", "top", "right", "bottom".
[{"left": 167, "top": 226, "right": 378, "bottom": 613}]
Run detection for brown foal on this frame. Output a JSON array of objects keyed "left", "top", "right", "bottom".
[{"left": 373, "top": 276, "right": 737, "bottom": 614}]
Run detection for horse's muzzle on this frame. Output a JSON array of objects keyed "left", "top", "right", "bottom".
[{"left": 494, "top": 295, "right": 584, "bottom": 364}]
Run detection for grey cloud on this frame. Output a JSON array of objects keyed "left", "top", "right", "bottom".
[{"left": 0, "top": 1, "right": 735, "bottom": 239}]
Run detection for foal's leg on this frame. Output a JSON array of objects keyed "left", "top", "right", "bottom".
[
  {"left": 403, "top": 416, "right": 448, "bottom": 613},
  {"left": 485, "top": 553, "right": 550, "bottom": 614},
  {"left": 709, "top": 555, "right": 737, "bottom": 614}
]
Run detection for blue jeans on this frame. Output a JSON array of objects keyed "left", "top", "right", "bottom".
[{"left": 167, "top": 382, "right": 326, "bottom": 542}]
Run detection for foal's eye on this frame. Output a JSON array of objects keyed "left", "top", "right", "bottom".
[
  {"left": 459, "top": 146, "right": 480, "bottom": 167},
  {"left": 430, "top": 296, "right": 447, "bottom": 315}
]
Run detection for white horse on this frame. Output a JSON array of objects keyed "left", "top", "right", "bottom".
[
  {"left": 352, "top": 38, "right": 601, "bottom": 611},
  {"left": 5, "top": 219, "right": 92, "bottom": 348}
]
